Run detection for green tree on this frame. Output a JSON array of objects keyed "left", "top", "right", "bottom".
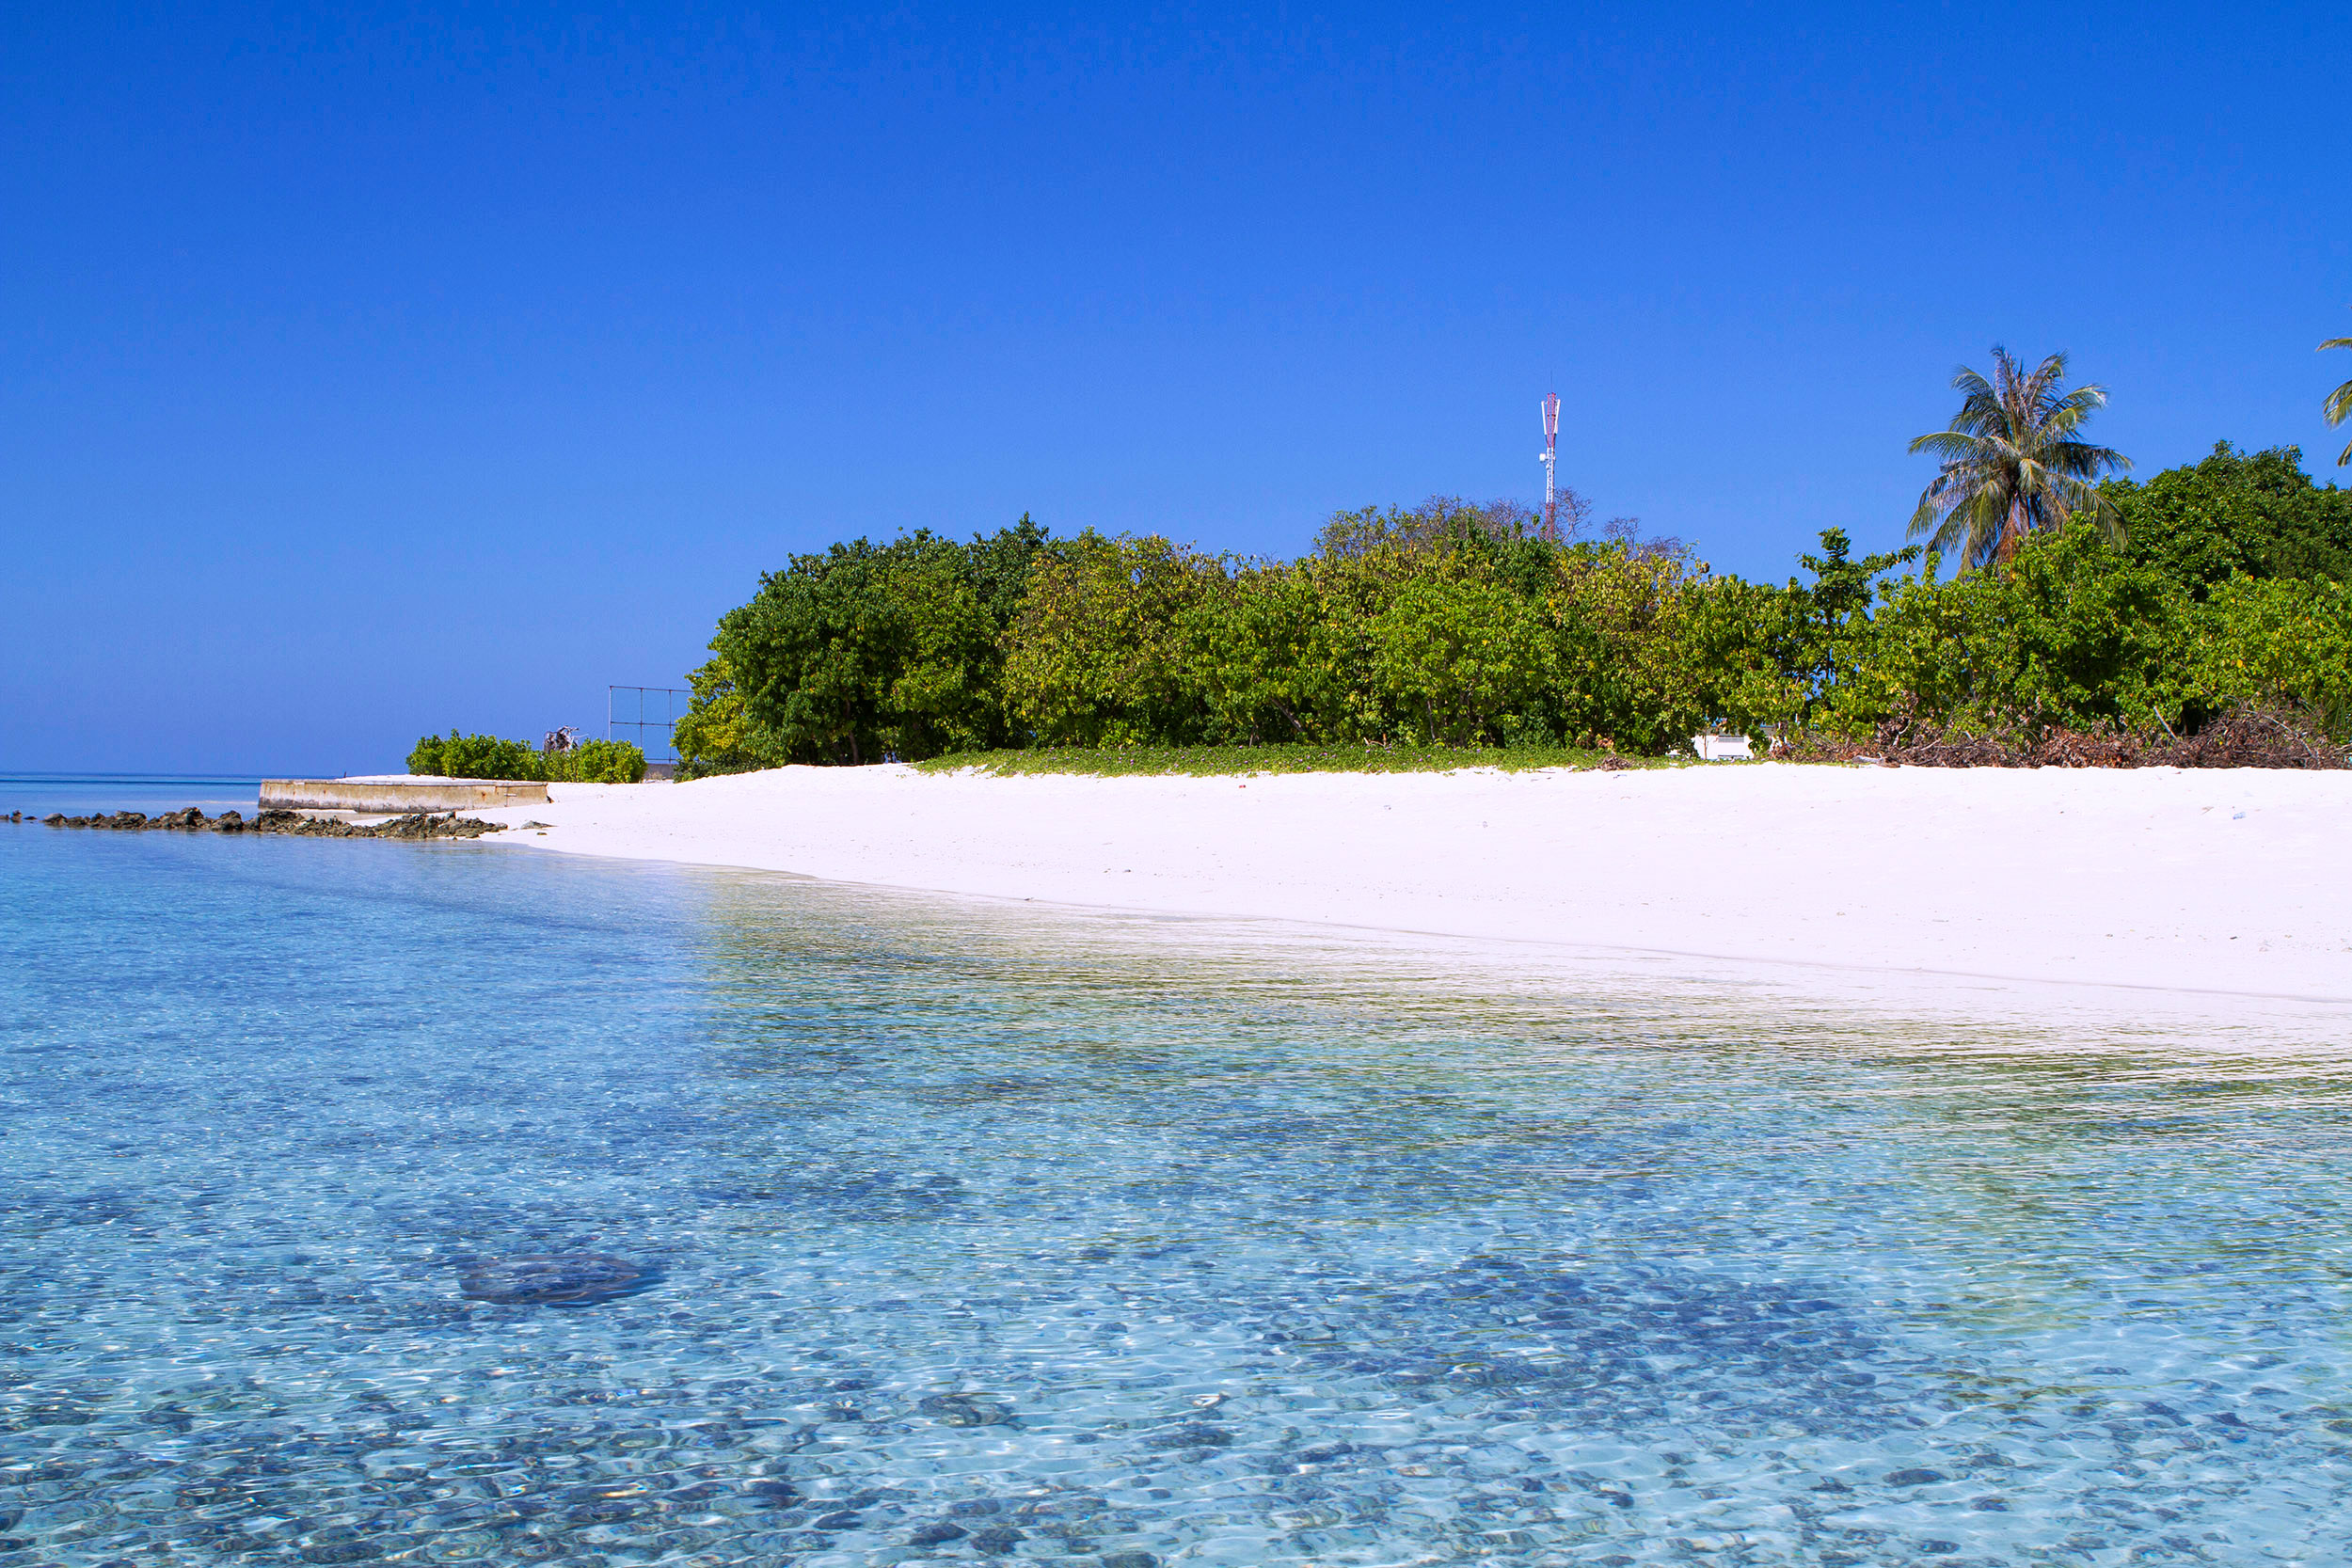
[
  {"left": 2182, "top": 574, "right": 2352, "bottom": 736},
  {"left": 1674, "top": 575, "right": 1805, "bottom": 741},
  {"left": 1001, "top": 532, "right": 1223, "bottom": 746},
  {"left": 1535, "top": 543, "right": 1709, "bottom": 752},
  {"left": 1908, "top": 348, "right": 2129, "bottom": 571},
  {"left": 713, "top": 536, "right": 910, "bottom": 765},
  {"left": 1315, "top": 496, "right": 1549, "bottom": 560},
  {"left": 1784, "top": 529, "right": 1921, "bottom": 703},
  {"left": 671, "top": 655, "right": 771, "bottom": 778},
  {"left": 2106, "top": 442, "right": 2352, "bottom": 594},
  {"left": 962, "top": 514, "right": 1059, "bottom": 629},
  {"left": 1827, "top": 525, "right": 2187, "bottom": 738},
  {"left": 1178, "top": 559, "right": 1351, "bottom": 744},
  {"left": 1361, "top": 555, "right": 1551, "bottom": 746},
  {"left": 709, "top": 521, "right": 1054, "bottom": 766},
  {"left": 2323, "top": 320, "right": 2352, "bottom": 467}
]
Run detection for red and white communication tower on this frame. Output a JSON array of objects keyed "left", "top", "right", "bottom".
[{"left": 1538, "top": 393, "right": 1562, "bottom": 536}]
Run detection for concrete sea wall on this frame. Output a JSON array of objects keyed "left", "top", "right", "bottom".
[{"left": 260, "top": 779, "right": 549, "bottom": 813}]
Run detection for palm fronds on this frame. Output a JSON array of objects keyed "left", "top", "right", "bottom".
[
  {"left": 2322, "top": 327, "right": 2352, "bottom": 467},
  {"left": 1907, "top": 347, "right": 2130, "bottom": 572}
]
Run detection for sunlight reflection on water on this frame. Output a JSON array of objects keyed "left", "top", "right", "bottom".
[{"left": 4, "top": 828, "right": 2349, "bottom": 1566}]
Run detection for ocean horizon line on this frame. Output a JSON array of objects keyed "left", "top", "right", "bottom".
[{"left": 2, "top": 770, "right": 305, "bottom": 784}]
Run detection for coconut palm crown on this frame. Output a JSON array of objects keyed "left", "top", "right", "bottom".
[
  {"left": 1906, "top": 347, "right": 2129, "bottom": 572},
  {"left": 2322, "top": 321, "right": 2352, "bottom": 467}
]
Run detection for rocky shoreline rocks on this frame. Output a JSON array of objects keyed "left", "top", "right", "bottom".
[{"left": 13, "top": 807, "right": 506, "bottom": 839}]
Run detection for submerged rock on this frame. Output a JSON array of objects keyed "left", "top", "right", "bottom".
[
  {"left": 918, "top": 1394, "right": 1013, "bottom": 1426},
  {"left": 1147, "top": 1422, "right": 1233, "bottom": 1450},
  {"left": 460, "top": 1253, "right": 644, "bottom": 1306}
]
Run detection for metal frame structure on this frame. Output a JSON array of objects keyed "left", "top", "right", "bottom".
[{"left": 608, "top": 686, "right": 688, "bottom": 764}]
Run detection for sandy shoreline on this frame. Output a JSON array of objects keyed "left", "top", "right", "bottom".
[
  {"left": 477, "top": 761, "right": 2352, "bottom": 1006},
  {"left": 464, "top": 762, "right": 2352, "bottom": 1007}
]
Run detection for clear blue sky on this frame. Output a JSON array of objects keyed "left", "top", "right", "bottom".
[{"left": 4, "top": 3, "right": 2344, "bottom": 773}]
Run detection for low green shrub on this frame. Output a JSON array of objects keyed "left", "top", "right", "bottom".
[
  {"left": 406, "top": 731, "right": 646, "bottom": 783},
  {"left": 407, "top": 730, "right": 543, "bottom": 780},
  {"left": 546, "top": 739, "right": 648, "bottom": 784}
]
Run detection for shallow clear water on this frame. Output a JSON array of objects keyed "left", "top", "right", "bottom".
[{"left": 5, "top": 826, "right": 2351, "bottom": 1568}]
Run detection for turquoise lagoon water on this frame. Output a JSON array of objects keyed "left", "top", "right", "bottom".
[{"left": 4, "top": 821, "right": 2351, "bottom": 1568}]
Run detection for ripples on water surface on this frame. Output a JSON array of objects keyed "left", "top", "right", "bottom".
[
  {"left": 0, "top": 778, "right": 262, "bottom": 818},
  {"left": 4, "top": 828, "right": 2350, "bottom": 1567}
]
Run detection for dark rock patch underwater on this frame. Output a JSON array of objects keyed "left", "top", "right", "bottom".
[{"left": 458, "top": 1252, "right": 648, "bottom": 1306}]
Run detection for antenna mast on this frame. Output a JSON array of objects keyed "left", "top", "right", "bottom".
[{"left": 1538, "top": 393, "right": 1562, "bottom": 537}]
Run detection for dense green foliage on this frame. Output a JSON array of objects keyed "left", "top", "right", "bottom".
[
  {"left": 2107, "top": 442, "right": 2352, "bottom": 591},
  {"left": 407, "top": 731, "right": 541, "bottom": 780},
  {"left": 698, "top": 517, "right": 1056, "bottom": 767},
  {"left": 406, "top": 731, "right": 646, "bottom": 783},
  {"left": 546, "top": 739, "right": 649, "bottom": 784},
  {"left": 669, "top": 657, "right": 758, "bottom": 780},
  {"left": 676, "top": 450, "right": 2352, "bottom": 771}
]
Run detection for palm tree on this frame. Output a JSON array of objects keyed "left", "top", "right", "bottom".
[
  {"left": 1907, "top": 347, "right": 2129, "bottom": 572},
  {"left": 2322, "top": 321, "right": 2352, "bottom": 466}
]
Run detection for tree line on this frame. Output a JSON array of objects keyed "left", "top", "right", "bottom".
[{"left": 671, "top": 437, "right": 2352, "bottom": 773}]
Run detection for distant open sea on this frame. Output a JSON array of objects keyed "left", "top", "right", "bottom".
[
  {"left": 1, "top": 773, "right": 265, "bottom": 818},
  {"left": 4, "top": 816, "right": 2349, "bottom": 1566}
]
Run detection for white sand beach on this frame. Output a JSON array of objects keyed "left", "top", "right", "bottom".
[{"left": 475, "top": 763, "right": 2352, "bottom": 1006}]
